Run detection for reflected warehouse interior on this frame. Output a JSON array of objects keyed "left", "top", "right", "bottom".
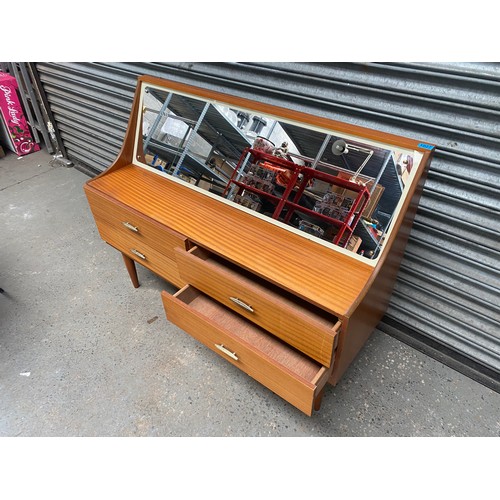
[{"left": 137, "top": 85, "right": 420, "bottom": 260}]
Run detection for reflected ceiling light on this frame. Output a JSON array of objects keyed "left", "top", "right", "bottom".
[
  {"left": 332, "top": 138, "right": 374, "bottom": 181},
  {"left": 331, "top": 139, "right": 349, "bottom": 156}
]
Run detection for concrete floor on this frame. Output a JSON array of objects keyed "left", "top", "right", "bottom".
[{"left": 1, "top": 148, "right": 499, "bottom": 437}]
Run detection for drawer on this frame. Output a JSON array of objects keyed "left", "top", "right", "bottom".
[
  {"left": 175, "top": 246, "right": 340, "bottom": 367},
  {"left": 86, "top": 188, "right": 189, "bottom": 260},
  {"left": 162, "top": 286, "right": 332, "bottom": 416},
  {"left": 94, "top": 215, "right": 185, "bottom": 288}
]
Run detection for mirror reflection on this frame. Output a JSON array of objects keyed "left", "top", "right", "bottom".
[{"left": 140, "top": 85, "right": 418, "bottom": 260}]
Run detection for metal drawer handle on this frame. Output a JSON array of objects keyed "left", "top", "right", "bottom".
[
  {"left": 215, "top": 343, "right": 239, "bottom": 361},
  {"left": 122, "top": 221, "right": 139, "bottom": 232},
  {"left": 130, "top": 249, "right": 146, "bottom": 260},
  {"left": 229, "top": 297, "right": 254, "bottom": 313}
]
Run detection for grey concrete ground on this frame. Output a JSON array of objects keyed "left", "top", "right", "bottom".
[{"left": 1, "top": 149, "right": 499, "bottom": 437}]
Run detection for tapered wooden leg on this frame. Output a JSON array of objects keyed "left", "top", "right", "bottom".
[
  {"left": 122, "top": 253, "right": 140, "bottom": 288},
  {"left": 313, "top": 388, "right": 325, "bottom": 412}
]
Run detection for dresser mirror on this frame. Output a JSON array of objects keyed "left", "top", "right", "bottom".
[{"left": 133, "top": 82, "right": 426, "bottom": 263}]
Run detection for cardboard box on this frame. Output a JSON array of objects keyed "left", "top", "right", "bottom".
[
  {"left": 145, "top": 153, "right": 167, "bottom": 170},
  {"left": 0, "top": 72, "right": 40, "bottom": 156}
]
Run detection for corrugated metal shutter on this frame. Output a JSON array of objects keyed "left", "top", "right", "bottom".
[{"left": 34, "top": 62, "right": 500, "bottom": 389}]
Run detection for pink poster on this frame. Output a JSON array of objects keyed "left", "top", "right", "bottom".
[{"left": 0, "top": 72, "right": 40, "bottom": 156}]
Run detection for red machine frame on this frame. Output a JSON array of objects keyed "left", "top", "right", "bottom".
[{"left": 223, "top": 148, "right": 371, "bottom": 248}]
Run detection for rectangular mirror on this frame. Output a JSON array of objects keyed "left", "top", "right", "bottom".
[{"left": 133, "top": 82, "right": 427, "bottom": 264}]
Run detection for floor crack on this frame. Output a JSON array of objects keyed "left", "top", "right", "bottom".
[{"left": 0, "top": 167, "right": 59, "bottom": 192}]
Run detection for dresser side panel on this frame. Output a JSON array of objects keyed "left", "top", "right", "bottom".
[{"left": 330, "top": 155, "right": 432, "bottom": 384}]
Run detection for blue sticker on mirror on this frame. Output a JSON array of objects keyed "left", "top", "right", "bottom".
[{"left": 418, "top": 143, "right": 434, "bottom": 150}]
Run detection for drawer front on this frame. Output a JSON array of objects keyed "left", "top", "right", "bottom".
[
  {"left": 175, "top": 247, "right": 340, "bottom": 367},
  {"left": 86, "top": 188, "right": 189, "bottom": 260},
  {"left": 162, "top": 286, "right": 330, "bottom": 416},
  {"left": 95, "top": 215, "right": 185, "bottom": 287}
]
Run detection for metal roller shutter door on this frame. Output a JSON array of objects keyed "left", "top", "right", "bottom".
[{"left": 34, "top": 62, "right": 500, "bottom": 389}]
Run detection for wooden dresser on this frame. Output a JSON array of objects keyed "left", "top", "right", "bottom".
[{"left": 84, "top": 75, "right": 434, "bottom": 416}]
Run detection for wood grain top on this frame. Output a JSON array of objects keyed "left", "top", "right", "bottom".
[{"left": 87, "top": 164, "right": 374, "bottom": 316}]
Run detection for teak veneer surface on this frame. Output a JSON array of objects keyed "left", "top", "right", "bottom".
[
  {"left": 176, "top": 246, "right": 339, "bottom": 367},
  {"left": 86, "top": 188, "right": 189, "bottom": 260},
  {"left": 92, "top": 214, "right": 185, "bottom": 288},
  {"left": 162, "top": 287, "right": 326, "bottom": 415},
  {"left": 88, "top": 164, "right": 375, "bottom": 316}
]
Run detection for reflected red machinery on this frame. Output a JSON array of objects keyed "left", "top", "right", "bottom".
[{"left": 223, "top": 147, "right": 371, "bottom": 248}]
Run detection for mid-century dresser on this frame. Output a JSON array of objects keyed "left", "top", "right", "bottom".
[{"left": 84, "top": 75, "right": 434, "bottom": 415}]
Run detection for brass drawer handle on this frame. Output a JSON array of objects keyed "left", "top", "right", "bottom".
[
  {"left": 130, "top": 249, "right": 146, "bottom": 260},
  {"left": 215, "top": 343, "right": 239, "bottom": 361},
  {"left": 229, "top": 297, "right": 254, "bottom": 313},
  {"left": 122, "top": 221, "right": 139, "bottom": 232}
]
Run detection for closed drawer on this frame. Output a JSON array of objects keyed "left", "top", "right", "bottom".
[
  {"left": 86, "top": 188, "right": 189, "bottom": 260},
  {"left": 162, "top": 286, "right": 332, "bottom": 416},
  {"left": 175, "top": 246, "right": 340, "bottom": 367},
  {"left": 94, "top": 215, "right": 185, "bottom": 287}
]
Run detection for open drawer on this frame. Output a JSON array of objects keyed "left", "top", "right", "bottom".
[
  {"left": 162, "top": 286, "right": 333, "bottom": 416},
  {"left": 175, "top": 246, "right": 340, "bottom": 367}
]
